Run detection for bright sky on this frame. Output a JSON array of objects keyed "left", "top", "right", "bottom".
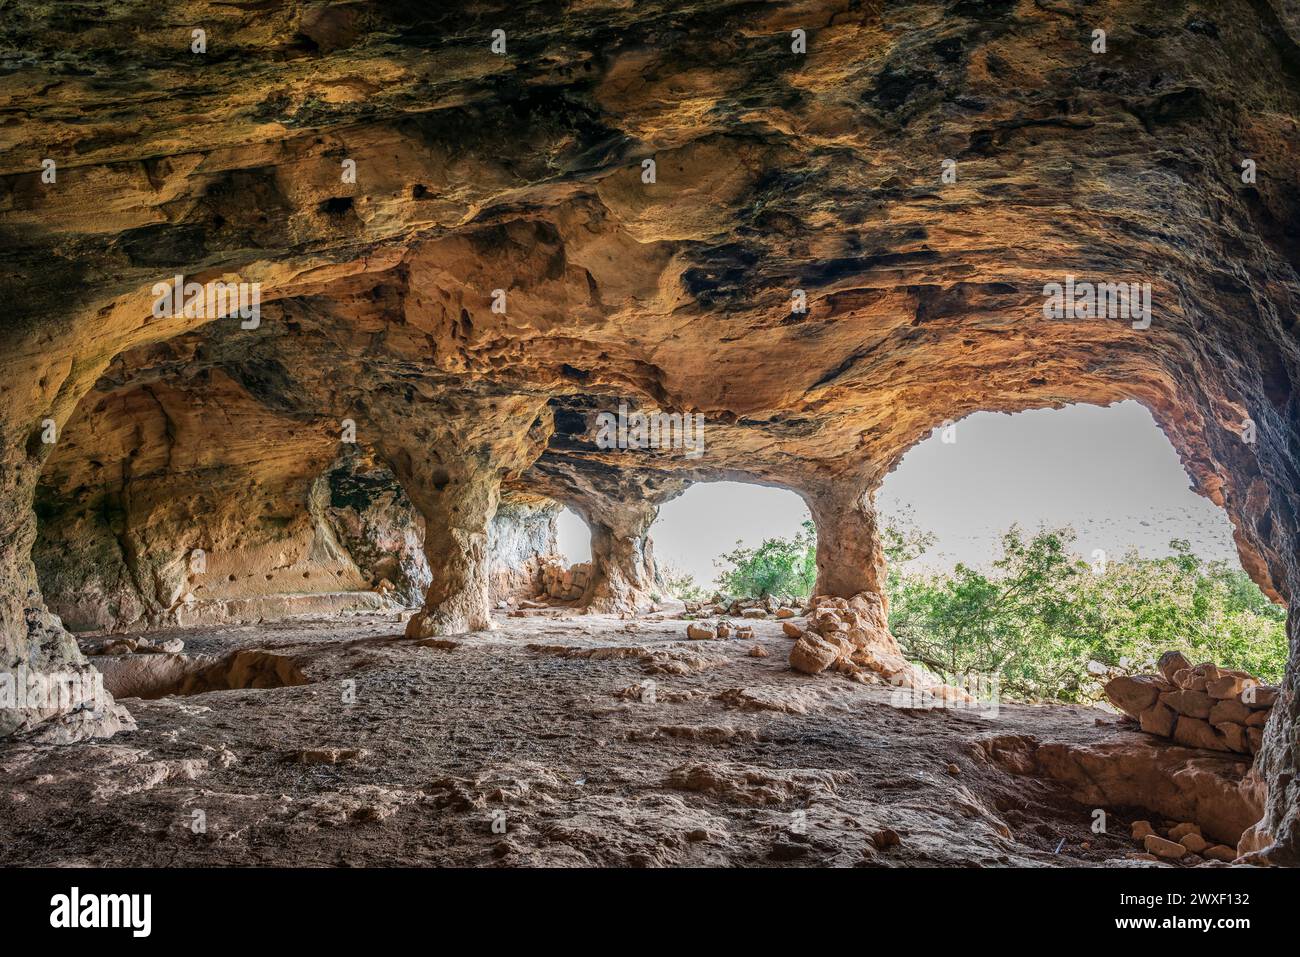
[{"left": 555, "top": 401, "right": 1242, "bottom": 587}]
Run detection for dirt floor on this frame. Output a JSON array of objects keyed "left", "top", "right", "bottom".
[{"left": 0, "top": 608, "right": 1216, "bottom": 867}]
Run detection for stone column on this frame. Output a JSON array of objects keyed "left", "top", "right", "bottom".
[
  {"left": 399, "top": 462, "right": 499, "bottom": 637},
  {"left": 579, "top": 499, "right": 661, "bottom": 613},
  {"left": 371, "top": 394, "right": 552, "bottom": 638},
  {"left": 804, "top": 481, "right": 887, "bottom": 602},
  {"left": 1, "top": 417, "right": 131, "bottom": 741}
]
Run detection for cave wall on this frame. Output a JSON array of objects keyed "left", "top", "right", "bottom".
[
  {"left": 487, "top": 493, "right": 561, "bottom": 602},
  {"left": 33, "top": 365, "right": 562, "bottom": 630},
  {"left": 2, "top": 0, "right": 1300, "bottom": 859}
]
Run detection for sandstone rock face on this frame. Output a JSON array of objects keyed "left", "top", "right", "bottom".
[
  {"left": 984, "top": 735, "right": 1262, "bottom": 849},
  {"left": 2, "top": 0, "right": 1300, "bottom": 862}
]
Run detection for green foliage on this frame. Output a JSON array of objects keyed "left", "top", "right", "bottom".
[
  {"left": 660, "top": 563, "right": 706, "bottom": 602},
  {"left": 714, "top": 520, "right": 818, "bottom": 600},
  {"left": 700, "top": 512, "right": 1285, "bottom": 703},
  {"left": 887, "top": 526, "right": 1287, "bottom": 703}
]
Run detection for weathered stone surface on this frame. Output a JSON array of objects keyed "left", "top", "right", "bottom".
[
  {"left": 1205, "top": 844, "right": 1238, "bottom": 863},
  {"left": 788, "top": 635, "right": 840, "bottom": 675},
  {"left": 1139, "top": 703, "right": 1176, "bottom": 737},
  {"left": 1215, "top": 722, "right": 1249, "bottom": 754},
  {"left": 1105, "top": 675, "right": 1165, "bottom": 718},
  {"left": 686, "top": 623, "right": 716, "bottom": 641},
  {"left": 1144, "top": 834, "right": 1186, "bottom": 860},
  {"left": 1209, "top": 698, "right": 1252, "bottom": 726},
  {"left": 1169, "top": 823, "right": 1201, "bottom": 842},
  {"left": 1, "top": 0, "right": 1299, "bottom": 864},
  {"left": 1160, "top": 689, "right": 1215, "bottom": 720},
  {"left": 1207, "top": 674, "right": 1255, "bottom": 701},
  {"left": 1173, "top": 717, "right": 1231, "bottom": 752},
  {"left": 999, "top": 738, "right": 1263, "bottom": 847},
  {"left": 1157, "top": 653, "right": 1193, "bottom": 686}
]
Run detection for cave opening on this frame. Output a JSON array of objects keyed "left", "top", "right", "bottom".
[
  {"left": 555, "top": 506, "right": 592, "bottom": 566},
  {"left": 875, "top": 399, "right": 1287, "bottom": 709},
  {"left": 648, "top": 481, "right": 813, "bottom": 601},
  {"left": 4, "top": 0, "right": 1300, "bottom": 875}
]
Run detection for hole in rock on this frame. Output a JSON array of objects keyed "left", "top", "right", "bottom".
[
  {"left": 318, "top": 196, "right": 354, "bottom": 216},
  {"left": 555, "top": 507, "right": 591, "bottom": 565},
  {"left": 92, "top": 650, "right": 309, "bottom": 701},
  {"left": 650, "top": 482, "right": 812, "bottom": 601},
  {"left": 876, "top": 400, "right": 1286, "bottom": 698}
]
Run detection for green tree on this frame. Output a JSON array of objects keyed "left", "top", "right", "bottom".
[
  {"left": 714, "top": 520, "right": 818, "bottom": 599},
  {"left": 886, "top": 525, "right": 1287, "bottom": 702}
]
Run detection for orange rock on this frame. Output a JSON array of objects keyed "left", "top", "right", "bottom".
[
  {"left": 1206, "top": 674, "right": 1255, "bottom": 700},
  {"left": 789, "top": 635, "right": 841, "bottom": 675},
  {"left": 1143, "top": 834, "right": 1186, "bottom": 859},
  {"left": 1172, "top": 716, "right": 1230, "bottom": 752},
  {"left": 1139, "top": 702, "right": 1175, "bottom": 737},
  {"left": 1104, "top": 675, "right": 1167, "bottom": 718},
  {"left": 1160, "top": 689, "right": 1214, "bottom": 719},
  {"left": 1208, "top": 698, "right": 1251, "bottom": 725},
  {"left": 1157, "top": 651, "right": 1192, "bottom": 683}
]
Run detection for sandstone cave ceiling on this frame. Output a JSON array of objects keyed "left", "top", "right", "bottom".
[{"left": 3, "top": 0, "right": 1300, "bottom": 859}]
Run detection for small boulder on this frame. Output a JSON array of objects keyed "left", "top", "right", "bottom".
[
  {"left": 1159, "top": 689, "right": 1214, "bottom": 719},
  {"left": 686, "top": 623, "right": 716, "bottom": 641},
  {"left": 1104, "top": 675, "right": 1166, "bottom": 718},
  {"left": 1168, "top": 822, "right": 1200, "bottom": 841},
  {"left": 1214, "top": 721, "right": 1248, "bottom": 753},
  {"left": 1247, "top": 727, "right": 1264, "bottom": 753},
  {"left": 1139, "top": 702, "right": 1175, "bottom": 737},
  {"left": 1157, "top": 650, "right": 1192, "bottom": 683},
  {"left": 1206, "top": 673, "right": 1255, "bottom": 700},
  {"left": 789, "top": 634, "right": 841, "bottom": 675},
  {"left": 1172, "top": 716, "right": 1230, "bottom": 751},
  {"left": 1143, "top": 834, "right": 1186, "bottom": 859},
  {"left": 1204, "top": 845, "right": 1237, "bottom": 863},
  {"left": 1208, "top": 697, "right": 1251, "bottom": 725},
  {"left": 1244, "top": 686, "right": 1278, "bottom": 708}
]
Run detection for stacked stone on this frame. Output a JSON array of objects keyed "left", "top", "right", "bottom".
[
  {"left": 1104, "top": 651, "right": 1277, "bottom": 754},
  {"left": 537, "top": 557, "right": 590, "bottom": 602},
  {"left": 684, "top": 619, "right": 754, "bottom": 641}
]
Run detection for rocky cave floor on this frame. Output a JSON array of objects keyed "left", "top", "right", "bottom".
[{"left": 0, "top": 610, "right": 1212, "bottom": 867}]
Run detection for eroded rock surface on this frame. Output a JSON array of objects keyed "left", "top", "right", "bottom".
[
  {"left": 1, "top": 0, "right": 1300, "bottom": 861},
  {"left": 0, "top": 611, "right": 1244, "bottom": 868}
]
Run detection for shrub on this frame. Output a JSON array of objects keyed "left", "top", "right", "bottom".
[
  {"left": 714, "top": 520, "right": 818, "bottom": 600},
  {"left": 887, "top": 526, "right": 1287, "bottom": 702},
  {"left": 659, "top": 563, "right": 706, "bottom": 602}
]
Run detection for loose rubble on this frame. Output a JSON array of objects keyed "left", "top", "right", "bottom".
[
  {"left": 1130, "top": 819, "right": 1238, "bottom": 865},
  {"left": 538, "top": 556, "right": 591, "bottom": 602},
  {"left": 784, "top": 593, "right": 962, "bottom": 695}
]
